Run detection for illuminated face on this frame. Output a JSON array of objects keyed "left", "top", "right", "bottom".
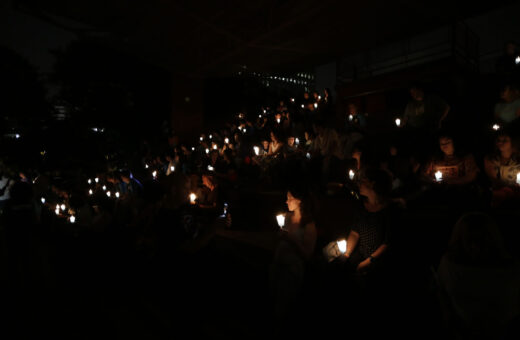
[
  {"left": 439, "top": 137, "right": 454, "bottom": 156},
  {"left": 262, "top": 140, "right": 269, "bottom": 149},
  {"left": 496, "top": 135, "right": 512, "bottom": 153},
  {"left": 348, "top": 104, "right": 357, "bottom": 115},
  {"left": 270, "top": 132, "right": 276, "bottom": 142},
  {"left": 286, "top": 191, "right": 301, "bottom": 212},
  {"left": 287, "top": 137, "right": 295, "bottom": 147}
]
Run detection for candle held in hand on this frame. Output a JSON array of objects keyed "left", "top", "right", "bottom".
[
  {"left": 337, "top": 239, "right": 347, "bottom": 254},
  {"left": 435, "top": 170, "right": 443, "bottom": 182},
  {"left": 253, "top": 146, "right": 260, "bottom": 156},
  {"left": 41, "top": 197, "right": 46, "bottom": 204},
  {"left": 349, "top": 169, "right": 355, "bottom": 180},
  {"left": 517, "top": 172, "right": 520, "bottom": 185},
  {"left": 115, "top": 192, "right": 120, "bottom": 198},
  {"left": 189, "top": 193, "right": 197, "bottom": 204},
  {"left": 106, "top": 191, "right": 111, "bottom": 197},
  {"left": 395, "top": 118, "right": 401, "bottom": 127},
  {"left": 95, "top": 177, "right": 99, "bottom": 183},
  {"left": 493, "top": 124, "right": 500, "bottom": 131},
  {"left": 276, "top": 214, "right": 285, "bottom": 228},
  {"left": 61, "top": 204, "right": 66, "bottom": 211},
  {"left": 69, "top": 215, "right": 76, "bottom": 223}
]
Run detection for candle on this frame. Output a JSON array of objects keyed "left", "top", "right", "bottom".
[
  {"left": 290, "top": 98, "right": 295, "bottom": 102},
  {"left": 516, "top": 56, "right": 520, "bottom": 65},
  {"left": 208, "top": 165, "right": 214, "bottom": 171},
  {"left": 348, "top": 114, "right": 353, "bottom": 121},
  {"left": 191, "top": 147, "right": 195, "bottom": 151},
  {"left": 318, "top": 95, "right": 321, "bottom": 100},
  {"left": 56, "top": 204, "right": 60, "bottom": 210},
  {"left": 516, "top": 172, "right": 520, "bottom": 185},
  {"left": 277, "top": 118, "right": 281, "bottom": 124},
  {"left": 306, "top": 153, "right": 311, "bottom": 159},
  {"left": 89, "top": 189, "right": 93, "bottom": 195},
  {"left": 200, "top": 136, "right": 203, "bottom": 141},
  {"left": 263, "top": 109, "right": 267, "bottom": 114},
  {"left": 69, "top": 215, "right": 76, "bottom": 223},
  {"left": 295, "top": 138, "right": 300, "bottom": 145},
  {"left": 106, "top": 191, "right": 111, "bottom": 197},
  {"left": 213, "top": 144, "right": 217, "bottom": 150},
  {"left": 115, "top": 192, "right": 120, "bottom": 198},
  {"left": 170, "top": 166, "right": 175, "bottom": 172},
  {"left": 492, "top": 124, "right": 500, "bottom": 131},
  {"left": 205, "top": 148, "right": 209, "bottom": 154},
  {"left": 314, "top": 103, "right": 318, "bottom": 109},
  {"left": 209, "top": 134, "right": 212, "bottom": 139},
  {"left": 102, "top": 185, "right": 107, "bottom": 191},
  {"left": 243, "top": 128, "right": 247, "bottom": 133},
  {"left": 337, "top": 239, "right": 347, "bottom": 254},
  {"left": 88, "top": 179, "right": 92, "bottom": 185},
  {"left": 152, "top": 171, "right": 157, "bottom": 179},
  {"left": 254, "top": 146, "right": 260, "bottom": 156},
  {"left": 276, "top": 214, "right": 285, "bottom": 228},
  {"left": 145, "top": 164, "right": 149, "bottom": 169},
  {"left": 301, "top": 104, "right": 304, "bottom": 109},
  {"left": 95, "top": 177, "right": 99, "bottom": 183},
  {"left": 435, "top": 170, "right": 443, "bottom": 182},
  {"left": 259, "top": 114, "right": 262, "bottom": 118},
  {"left": 395, "top": 118, "right": 401, "bottom": 127},
  {"left": 189, "top": 193, "right": 197, "bottom": 204},
  {"left": 55, "top": 208, "right": 60, "bottom": 216},
  {"left": 349, "top": 169, "right": 355, "bottom": 180}
]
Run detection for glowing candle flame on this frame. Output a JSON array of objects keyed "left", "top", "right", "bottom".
[
  {"left": 276, "top": 214, "right": 285, "bottom": 228},
  {"left": 314, "top": 103, "right": 318, "bottom": 108},
  {"left": 493, "top": 124, "right": 500, "bottom": 131},
  {"left": 348, "top": 114, "right": 353, "bottom": 121},
  {"left": 517, "top": 172, "right": 520, "bottom": 185},
  {"left": 106, "top": 191, "right": 111, "bottom": 197},
  {"left": 145, "top": 164, "right": 149, "bottom": 169},
  {"left": 337, "top": 239, "right": 347, "bottom": 254},
  {"left": 102, "top": 185, "right": 107, "bottom": 191},
  {"left": 200, "top": 137, "right": 203, "bottom": 141},
  {"left": 95, "top": 177, "right": 99, "bottom": 183},
  {"left": 192, "top": 147, "right": 195, "bottom": 151},
  {"left": 152, "top": 171, "right": 157, "bottom": 178},
  {"left": 349, "top": 169, "right": 355, "bottom": 180},
  {"left": 55, "top": 209, "right": 60, "bottom": 216},
  {"left": 213, "top": 144, "right": 217, "bottom": 150},
  {"left": 41, "top": 197, "right": 46, "bottom": 204},
  {"left": 116, "top": 192, "right": 120, "bottom": 198},
  {"left": 89, "top": 189, "right": 93, "bottom": 195},
  {"left": 69, "top": 215, "right": 76, "bottom": 223},
  {"left": 435, "top": 171, "right": 443, "bottom": 182},
  {"left": 208, "top": 165, "right": 214, "bottom": 171},
  {"left": 61, "top": 204, "right": 66, "bottom": 211},
  {"left": 254, "top": 146, "right": 260, "bottom": 156},
  {"left": 209, "top": 134, "right": 212, "bottom": 139},
  {"left": 205, "top": 148, "right": 209, "bottom": 154},
  {"left": 277, "top": 118, "right": 281, "bottom": 124},
  {"left": 516, "top": 56, "right": 520, "bottom": 65},
  {"left": 170, "top": 166, "right": 175, "bottom": 172},
  {"left": 56, "top": 204, "right": 60, "bottom": 210},
  {"left": 295, "top": 138, "right": 300, "bottom": 145},
  {"left": 88, "top": 179, "right": 92, "bottom": 184},
  {"left": 395, "top": 118, "right": 401, "bottom": 127},
  {"left": 306, "top": 153, "right": 311, "bottom": 159},
  {"left": 225, "top": 138, "right": 229, "bottom": 144},
  {"left": 189, "top": 193, "right": 197, "bottom": 204},
  {"left": 290, "top": 98, "right": 295, "bottom": 102},
  {"left": 301, "top": 104, "right": 304, "bottom": 109}
]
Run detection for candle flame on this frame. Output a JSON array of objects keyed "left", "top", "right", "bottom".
[
  {"left": 70, "top": 215, "right": 76, "bottom": 223},
  {"left": 337, "top": 239, "right": 347, "bottom": 254},
  {"left": 189, "top": 193, "right": 197, "bottom": 204},
  {"left": 395, "top": 118, "right": 401, "bottom": 127},
  {"left": 41, "top": 197, "right": 46, "bottom": 204},
  {"left": 276, "top": 214, "right": 285, "bottom": 228},
  {"left": 115, "top": 192, "right": 120, "bottom": 198},
  {"left": 61, "top": 204, "right": 66, "bottom": 211},
  {"left": 349, "top": 169, "right": 355, "bottom": 180},
  {"left": 493, "top": 124, "right": 500, "bottom": 131},
  {"left": 435, "top": 170, "right": 443, "bottom": 182},
  {"left": 95, "top": 177, "right": 99, "bottom": 183}
]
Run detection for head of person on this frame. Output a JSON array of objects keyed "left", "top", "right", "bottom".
[
  {"left": 270, "top": 130, "right": 281, "bottom": 143},
  {"left": 262, "top": 139, "right": 269, "bottom": 150},
  {"left": 287, "top": 136, "right": 295, "bottom": 147},
  {"left": 494, "top": 130, "right": 517, "bottom": 156},
  {"left": 438, "top": 134, "right": 456, "bottom": 157},
  {"left": 410, "top": 84, "right": 425, "bottom": 101},
  {"left": 285, "top": 184, "right": 313, "bottom": 224},
  {"left": 358, "top": 168, "right": 392, "bottom": 203},
  {"left": 348, "top": 103, "right": 359, "bottom": 115},
  {"left": 447, "top": 212, "right": 509, "bottom": 265}
]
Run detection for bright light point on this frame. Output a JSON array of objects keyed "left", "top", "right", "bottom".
[
  {"left": 41, "top": 197, "right": 46, "bottom": 204},
  {"left": 70, "top": 216, "right": 76, "bottom": 223},
  {"left": 102, "top": 185, "right": 107, "bottom": 191},
  {"left": 349, "top": 114, "right": 353, "bottom": 121},
  {"left": 89, "top": 189, "right": 93, "bottom": 195},
  {"left": 276, "top": 214, "right": 285, "bottom": 228},
  {"left": 208, "top": 165, "right": 214, "bottom": 171},
  {"left": 191, "top": 147, "right": 195, "bottom": 151},
  {"left": 88, "top": 179, "right": 92, "bottom": 184},
  {"left": 115, "top": 192, "right": 120, "bottom": 198},
  {"left": 290, "top": 98, "right": 295, "bottom": 102},
  {"left": 254, "top": 146, "right": 260, "bottom": 156},
  {"left": 145, "top": 164, "right": 149, "bottom": 169},
  {"left": 205, "top": 148, "right": 209, "bottom": 154},
  {"left": 301, "top": 104, "right": 304, "bottom": 109},
  {"left": 306, "top": 153, "right": 311, "bottom": 159},
  {"left": 493, "top": 124, "right": 500, "bottom": 131},
  {"left": 435, "top": 171, "right": 443, "bottom": 182},
  {"left": 95, "top": 178, "right": 99, "bottom": 183},
  {"left": 516, "top": 172, "right": 520, "bottom": 185},
  {"left": 349, "top": 169, "right": 355, "bottom": 180},
  {"left": 55, "top": 209, "right": 60, "bottom": 215},
  {"left": 213, "top": 145, "right": 217, "bottom": 150},
  {"left": 314, "top": 103, "right": 318, "bottom": 108},
  {"left": 106, "top": 191, "right": 111, "bottom": 197},
  {"left": 209, "top": 134, "right": 213, "bottom": 139},
  {"left": 189, "top": 193, "right": 197, "bottom": 204},
  {"left": 170, "top": 166, "right": 175, "bottom": 172},
  {"left": 337, "top": 240, "right": 347, "bottom": 253},
  {"left": 225, "top": 138, "right": 229, "bottom": 144},
  {"left": 15, "top": 134, "right": 20, "bottom": 139},
  {"left": 516, "top": 56, "right": 520, "bottom": 65},
  {"left": 395, "top": 118, "right": 401, "bottom": 127},
  {"left": 60, "top": 204, "right": 66, "bottom": 211},
  {"left": 152, "top": 171, "right": 157, "bottom": 178},
  {"left": 277, "top": 118, "right": 281, "bottom": 123},
  {"left": 200, "top": 137, "right": 203, "bottom": 141},
  {"left": 295, "top": 138, "right": 299, "bottom": 145}
]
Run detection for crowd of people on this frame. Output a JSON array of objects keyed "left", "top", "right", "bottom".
[{"left": 1, "top": 73, "right": 520, "bottom": 337}]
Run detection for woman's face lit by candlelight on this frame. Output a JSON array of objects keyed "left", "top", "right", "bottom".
[
  {"left": 286, "top": 191, "right": 301, "bottom": 212},
  {"left": 496, "top": 135, "right": 512, "bottom": 154},
  {"left": 439, "top": 137, "right": 454, "bottom": 156}
]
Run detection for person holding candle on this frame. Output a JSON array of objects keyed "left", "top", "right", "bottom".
[
  {"left": 268, "top": 130, "right": 284, "bottom": 156},
  {"left": 342, "top": 169, "right": 396, "bottom": 275},
  {"left": 484, "top": 130, "right": 520, "bottom": 207},
  {"left": 270, "top": 186, "right": 316, "bottom": 322},
  {"left": 494, "top": 83, "right": 520, "bottom": 126}
]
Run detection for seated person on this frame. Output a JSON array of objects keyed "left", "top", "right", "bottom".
[
  {"left": 484, "top": 130, "right": 520, "bottom": 207},
  {"left": 494, "top": 83, "right": 520, "bottom": 125},
  {"left": 268, "top": 130, "right": 284, "bottom": 156},
  {"left": 421, "top": 134, "right": 479, "bottom": 186}
]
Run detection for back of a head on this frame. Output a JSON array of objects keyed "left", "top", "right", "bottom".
[{"left": 448, "top": 212, "right": 509, "bottom": 266}]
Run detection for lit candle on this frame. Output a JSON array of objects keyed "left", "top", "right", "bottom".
[
  {"left": 259, "top": 114, "right": 262, "bottom": 118},
  {"left": 349, "top": 169, "right": 355, "bottom": 180},
  {"left": 243, "top": 128, "right": 247, "bottom": 133},
  {"left": 69, "top": 215, "right": 76, "bottom": 223},
  {"left": 277, "top": 118, "right": 281, "bottom": 124},
  {"left": 253, "top": 146, "right": 260, "bottom": 156},
  {"left": 306, "top": 153, "right": 311, "bottom": 159},
  {"left": 191, "top": 147, "right": 195, "bottom": 151},
  {"left": 209, "top": 134, "right": 213, "bottom": 139},
  {"left": 263, "top": 109, "right": 267, "bottom": 114},
  {"left": 152, "top": 171, "right": 157, "bottom": 179},
  {"left": 170, "top": 166, "right": 175, "bottom": 172},
  {"left": 205, "top": 148, "right": 210, "bottom": 154},
  {"left": 61, "top": 204, "right": 66, "bottom": 211},
  {"left": 106, "top": 191, "right": 111, "bottom": 197},
  {"left": 213, "top": 144, "right": 217, "bottom": 150},
  {"left": 189, "top": 193, "right": 197, "bottom": 204},
  {"left": 200, "top": 136, "right": 203, "bottom": 141},
  {"left": 208, "top": 165, "right": 214, "bottom": 171},
  {"left": 116, "top": 192, "right": 120, "bottom": 198},
  {"left": 301, "top": 104, "right": 304, "bottom": 109},
  {"left": 516, "top": 172, "right": 520, "bottom": 185},
  {"left": 395, "top": 118, "right": 401, "bottom": 127},
  {"left": 88, "top": 179, "right": 92, "bottom": 185},
  {"left": 15, "top": 134, "right": 20, "bottom": 139},
  {"left": 145, "top": 164, "right": 149, "bottom": 169},
  {"left": 276, "top": 214, "right": 285, "bottom": 228},
  {"left": 348, "top": 114, "right": 353, "bottom": 121},
  {"left": 95, "top": 177, "right": 99, "bottom": 183},
  {"left": 337, "top": 239, "right": 347, "bottom": 254},
  {"left": 314, "top": 103, "right": 318, "bottom": 109},
  {"left": 41, "top": 197, "right": 46, "bottom": 204},
  {"left": 435, "top": 170, "right": 443, "bottom": 182},
  {"left": 225, "top": 138, "right": 229, "bottom": 144},
  {"left": 493, "top": 124, "right": 500, "bottom": 131},
  {"left": 55, "top": 208, "right": 60, "bottom": 216},
  {"left": 318, "top": 95, "right": 321, "bottom": 100},
  {"left": 102, "top": 185, "right": 107, "bottom": 191},
  {"left": 290, "top": 98, "right": 295, "bottom": 102},
  {"left": 56, "top": 204, "right": 60, "bottom": 210},
  {"left": 89, "top": 189, "right": 93, "bottom": 195},
  {"left": 516, "top": 56, "right": 520, "bottom": 65},
  {"left": 295, "top": 138, "right": 300, "bottom": 145}
]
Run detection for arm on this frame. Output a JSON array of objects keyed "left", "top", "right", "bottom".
[{"left": 344, "top": 230, "right": 359, "bottom": 258}]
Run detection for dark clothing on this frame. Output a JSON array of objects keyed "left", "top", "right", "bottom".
[{"left": 404, "top": 94, "right": 448, "bottom": 130}]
